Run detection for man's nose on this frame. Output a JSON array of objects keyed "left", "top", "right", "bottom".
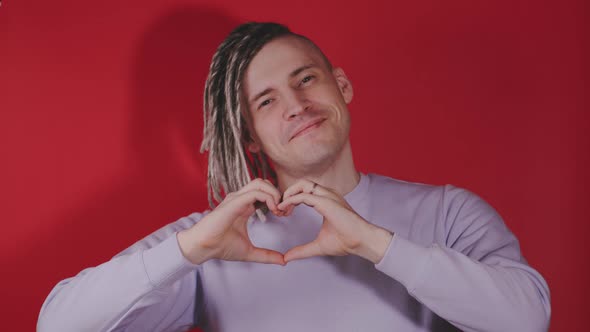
[{"left": 282, "top": 91, "right": 310, "bottom": 120}]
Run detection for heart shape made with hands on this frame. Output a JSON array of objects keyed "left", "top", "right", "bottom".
[
  {"left": 180, "top": 178, "right": 392, "bottom": 266},
  {"left": 254, "top": 179, "right": 391, "bottom": 265}
]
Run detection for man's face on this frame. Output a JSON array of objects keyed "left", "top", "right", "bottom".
[{"left": 242, "top": 36, "right": 353, "bottom": 175}]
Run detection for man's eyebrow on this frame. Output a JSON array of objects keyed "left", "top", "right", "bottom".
[
  {"left": 289, "top": 64, "right": 316, "bottom": 78},
  {"left": 250, "top": 88, "right": 273, "bottom": 105},
  {"left": 249, "top": 64, "right": 317, "bottom": 104}
]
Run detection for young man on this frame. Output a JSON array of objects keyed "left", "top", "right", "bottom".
[{"left": 38, "top": 22, "right": 551, "bottom": 332}]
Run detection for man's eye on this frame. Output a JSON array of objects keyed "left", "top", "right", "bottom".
[
  {"left": 258, "top": 99, "right": 272, "bottom": 109},
  {"left": 300, "top": 75, "right": 315, "bottom": 85}
]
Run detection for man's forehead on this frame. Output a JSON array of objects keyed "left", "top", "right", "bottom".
[{"left": 243, "top": 36, "right": 325, "bottom": 89}]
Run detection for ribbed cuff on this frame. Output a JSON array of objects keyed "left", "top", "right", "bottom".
[
  {"left": 141, "top": 233, "right": 199, "bottom": 288},
  {"left": 374, "top": 234, "right": 433, "bottom": 293}
]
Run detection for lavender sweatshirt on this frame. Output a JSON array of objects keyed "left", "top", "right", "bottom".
[{"left": 38, "top": 173, "right": 551, "bottom": 331}]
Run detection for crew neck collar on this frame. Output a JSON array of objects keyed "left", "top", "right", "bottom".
[{"left": 344, "top": 172, "right": 369, "bottom": 204}]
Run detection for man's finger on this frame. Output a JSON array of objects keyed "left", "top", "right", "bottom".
[
  {"left": 284, "top": 241, "right": 323, "bottom": 263},
  {"left": 278, "top": 193, "right": 331, "bottom": 214},
  {"left": 237, "top": 178, "right": 282, "bottom": 208},
  {"left": 246, "top": 247, "right": 285, "bottom": 265},
  {"left": 283, "top": 179, "right": 340, "bottom": 202},
  {"left": 236, "top": 189, "right": 281, "bottom": 214},
  {"left": 283, "top": 179, "right": 314, "bottom": 200}
]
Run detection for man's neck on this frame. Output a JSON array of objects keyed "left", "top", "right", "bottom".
[{"left": 275, "top": 141, "right": 360, "bottom": 196}]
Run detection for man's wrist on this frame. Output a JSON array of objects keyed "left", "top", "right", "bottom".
[
  {"left": 355, "top": 224, "right": 393, "bottom": 264},
  {"left": 177, "top": 227, "right": 213, "bottom": 265}
]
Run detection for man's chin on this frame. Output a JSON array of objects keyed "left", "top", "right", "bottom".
[{"left": 293, "top": 146, "right": 337, "bottom": 168}]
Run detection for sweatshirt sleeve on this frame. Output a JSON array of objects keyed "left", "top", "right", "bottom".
[
  {"left": 37, "top": 212, "right": 205, "bottom": 332},
  {"left": 374, "top": 185, "right": 551, "bottom": 332}
]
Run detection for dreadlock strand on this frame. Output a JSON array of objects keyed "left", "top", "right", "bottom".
[
  {"left": 224, "top": 48, "right": 252, "bottom": 192},
  {"left": 201, "top": 23, "right": 325, "bottom": 208}
]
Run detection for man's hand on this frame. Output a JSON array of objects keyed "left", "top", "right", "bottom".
[
  {"left": 177, "top": 179, "right": 285, "bottom": 266},
  {"left": 278, "top": 179, "right": 393, "bottom": 264}
]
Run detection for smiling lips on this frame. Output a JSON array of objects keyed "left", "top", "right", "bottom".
[{"left": 289, "top": 118, "right": 326, "bottom": 141}]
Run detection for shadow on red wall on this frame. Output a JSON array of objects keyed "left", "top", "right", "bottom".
[{"left": 8, "top": 7, "right": 238, "bottom": 330}]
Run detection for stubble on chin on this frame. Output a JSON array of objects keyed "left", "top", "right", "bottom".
[{"left": 283, "top": 136, "right": 345, "bottom": 175}]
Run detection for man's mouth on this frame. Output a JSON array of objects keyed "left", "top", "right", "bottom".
[{"left": 289, "top": 118, "right": 326, "bottom": 141}]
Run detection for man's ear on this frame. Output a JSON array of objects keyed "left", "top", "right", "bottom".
[{"left": 332, "top": 67, "right": 353, "bottom": 104}]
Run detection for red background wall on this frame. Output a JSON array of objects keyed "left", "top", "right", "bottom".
[{"left": 0, "top": 0, "right": 587, "bottom": 330}]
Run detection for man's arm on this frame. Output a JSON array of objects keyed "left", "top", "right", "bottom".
[
  {"left": 374, "top": 185, "right": 550, "bottom": 331},
  {"left": 38, "top": 178, "right": 286, "bottom": 331},
  {"left": 376, "top": 233, "right": 550, "bottom": 331},
  {"left": 279, "top": 181, "right": 551, "bottom": 332},
  {"left": 37, "top": 214, "right": 201, "bottom": 332}
]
